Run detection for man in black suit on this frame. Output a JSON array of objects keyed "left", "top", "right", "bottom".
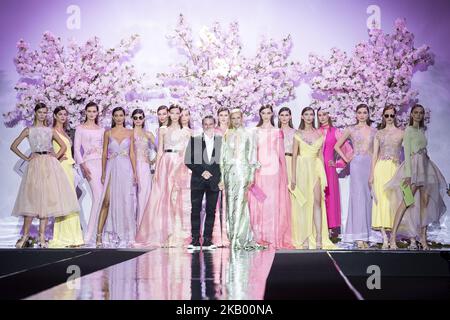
[{"left": 185, "top": 115, "right": 223, "bottom": 250}]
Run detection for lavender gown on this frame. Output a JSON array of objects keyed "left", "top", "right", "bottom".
[
  {"left": 100, "top": 137, "right": 137, "bottom": 247},
  {"left": 342, "top": 126, "right": 376, "bottom": 243}
]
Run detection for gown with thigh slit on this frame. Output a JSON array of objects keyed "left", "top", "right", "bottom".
[
  {"left": 291, "top": 133, "right": 335, "bottom": 249},
  {"left": 98, "top": 136, "right": 137, "bottom": 248}
]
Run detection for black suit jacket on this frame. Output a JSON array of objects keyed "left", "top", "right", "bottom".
[{"left": 185, "top": 134, "right": 222, "bottom": 191}]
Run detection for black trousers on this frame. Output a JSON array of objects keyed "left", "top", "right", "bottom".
[{"left": 191, "top": 184, "right": 219, "bottom": 241}]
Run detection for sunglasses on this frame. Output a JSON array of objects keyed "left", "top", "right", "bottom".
[
  {"left": 133, "top": 115, "right": 144, "bottom": 120},
  {"left": 384, "top": 114, "right": 395, "bottom": 119}
]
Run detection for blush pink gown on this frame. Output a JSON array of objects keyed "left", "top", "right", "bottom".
[
  {"left": 135, "top": 127, "right": 191, "bottom": 247},
  {"left": 134, "top": 131, "right": 154, "bottom": 226},
  {"left": 248, "top": 128, "right": 293, "bottom": 249}
]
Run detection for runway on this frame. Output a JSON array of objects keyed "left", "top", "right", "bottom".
[{"left": 0, "top": 248, "right": 449, "bottom": 300}]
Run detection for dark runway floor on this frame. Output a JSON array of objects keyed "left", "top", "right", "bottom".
[{"left": 0, "top": 248, "right": 448, "bottom": 300}]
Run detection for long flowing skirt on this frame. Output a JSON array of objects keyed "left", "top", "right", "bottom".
[
  {"left": 136, "top": 160, "right": 152, "bottom": 226},
  {"left": 371, "top": 159, "right": 398, "bottom": 230},
  {"left": 135, "top": 153, "right": 190, "bottom": 247},
  {"left": 99, "top": 156, "right": 137, "bottom": 247},
  {"left": 223, "top": 164, "right": 260, "bottom": 250},
  {"left": 385, "top": 152, "right": 447, "bottom": 238},
  {"left": 324, "top": 161, "right": 342, "bottom": 229},
  {"left": 83, "top": 159, "right": 103, "bottom": 245},
  {"left": 291, "top": 156, "right": 335, "bottom": 249},
  {"left": 342, "top": 154, "right": 374, "bottom": 243},
  {"left": 49, "top": 160, "right": 84, "bottom": 248}
]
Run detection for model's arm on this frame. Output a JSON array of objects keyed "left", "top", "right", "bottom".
[
  {"left": 334, "top": 128, "right": 352, "bottom": 163},
  {"left": 369, "top": 132, "right": 380, "bottom": 185},
  {"left": 101, "top": 130, "right": 110, "bottom": 184},
  {"left": 10, "top": 128, "right": 30, "bottom": 161},
  {"left": 402, "top": 127, "right": 413, "bottom": 184},
  {"left": 291, "top": 133, "right": 300, "bottom": 190},
  {"left": 129, "top": 131, "right": 137, "bottom": 184},
  {"left": 52, "top": 129, "right": 67, "bottom": 160}
]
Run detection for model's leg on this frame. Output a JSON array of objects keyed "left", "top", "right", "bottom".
[
  {"left": 390, "top": 185, "right": 419, "bottom": 249},
  {"left": 96, "top": 181, "right": 111, "bottom": 247}
]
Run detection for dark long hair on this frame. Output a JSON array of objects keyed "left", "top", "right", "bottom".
[
  {"left": 257, "top": 105, "right": 275, "bottom": 127},
  {"left": 378, "top": 105, "right": 398, "bottom": 129},
  {"left": 84, "top": 101, "right": 99, "bottom": 125},
  {"left": 299, "top": 107, "right": 316, "bottom": 130},
  {"left": 157, "top": 105, "right": 168, "bottom": 127},
  {"left": 181, "top": 108, "right": 192, "bottom": 129},
  {"left": 111, "top": 107, "right": 126, "bottom": 128},
  {"left": 409, "top": 104, "right": 426, "bottom": 129},
  {"left": 131, "top": 109, "right": 145, "bottom": 128},
  {"left": 53, "top": 106, "right": 69, "bottom": 131},
  {"left": 277, "top": 107, "right": 294, "bottom": 128},
  {"left": 33, "top": 103, "right": 48, "bottom": 126},
  {"left": 355, "top": 104, "right": 373, "bottom": 126},
  {"left": 167, "top": 104, "right": 182, "bottom": 127},
  {"left": 317, "top": 107, "right": 333, "bottom": 128}
]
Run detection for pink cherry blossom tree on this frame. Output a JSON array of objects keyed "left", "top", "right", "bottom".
[
  {"left": 3, "top": 32, "right": 153, "bottom": 129},
  {"left": 157, "top": 14, "right": 305, "bottom": 125},
  {"left": 308, "top": 18, "right": 434, "bottom": 127}
]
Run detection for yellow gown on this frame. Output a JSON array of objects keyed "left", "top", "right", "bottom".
[
  {"left": 291, "top": 133, "right": 335, "bottom": 249},
  {"left": 371, "top": 129, "right": 403, "bottom": 230},
  {"left": 48, "top": 132, "right": 84, "bottom": 248}
]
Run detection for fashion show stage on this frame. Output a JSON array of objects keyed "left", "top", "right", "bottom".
[{"left": 1, "top": 248, "right": 449, "bottom": 300}]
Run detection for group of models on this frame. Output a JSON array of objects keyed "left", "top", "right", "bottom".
[{"left": 10, "top": 102, "right": 448, "bottom": 250}]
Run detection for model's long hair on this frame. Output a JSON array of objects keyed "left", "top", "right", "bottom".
[
  {"left": 181, "top": 108, "right": 192, "bottom": 129},
  {"left": 111, "top": 107, "right": 126, "bottom": 128},
  {"left": 167, "top": 104, "right": 182, "bottom": 127},
  {"left": 257, "top": 105, "right": 275, "bottom": 127},
  {"left": 299, "top": 107, "right": 316, "bottom": 130},
  {"left": 157, "top": 105, "right": 168, "bottom": 127},
  {"left": 378, "top": 105, "right": 398, "bottom": 129},
  {"left": 131, "top": 108, "right": 145, "bottom": 128},
  {"left": 355, "top": 104, "right": 373, "bottom": 126},
  {"left": 409, "top": 104, "right": 426, "bottom": 129},
  {"left": 33, "top": 103, "right": 48, "bottom": 126},
  {"left": 53, "top": 106, "right": 69, "bottom": 131},
  {"left": 84, "top": 101, "right": 99, "bottom": 125},
  {"left": 317, "top": 107, "right": 333, "bottom": 128},
  {"left": 277, "top": 107, "right": 294, "bottom": 129}
]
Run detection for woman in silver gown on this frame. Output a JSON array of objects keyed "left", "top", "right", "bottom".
[{"left": 219, "top": 108, "right": 263, "bottom": 250}]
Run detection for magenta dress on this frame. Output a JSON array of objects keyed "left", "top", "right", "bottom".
[
  {"left": 99, "top": 136, "right": 137, "bottom": 247},
  {"left": 134, "top": 131, "right": 154, "bottom": 226},
  {"left": 74, "top": 126, "right": 105, "bottom": 245},
  {"left": 318, "top": 125, "right": 353, "bottom": 230},
  {"left": 135, "top": 127, "right": 191, "bottom": 247},
  {"left": 248, "top": 128, "right": 293, "bottom": 249}
]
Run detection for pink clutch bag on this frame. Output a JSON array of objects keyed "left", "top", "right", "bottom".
[{"left": 249, "top": 184, "right": 267, "bottom": 202}]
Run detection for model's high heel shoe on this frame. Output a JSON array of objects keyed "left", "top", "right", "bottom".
[
  {"left": 96, "top": 233, "right": 103, "bottom": 248},
  {"left": 15, "top": 235, "right": 30, "bottom": 248},
  {"left": 419, "top": 238, "right": 430, "bottom": 250},
  {"left": 316, "top": 236, "right": 322, "bottom": 250},
  {"left": 37, "top": 233, "right": 48, "bottom": 248}
]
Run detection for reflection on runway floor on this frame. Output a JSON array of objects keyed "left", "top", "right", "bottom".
[{"left": 26, "top": 248, "right": 276, "bottom": 300}]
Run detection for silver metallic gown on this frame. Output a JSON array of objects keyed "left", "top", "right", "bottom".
[{"left": 220, "top": 127, "right": 261, "bottom": 250}]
